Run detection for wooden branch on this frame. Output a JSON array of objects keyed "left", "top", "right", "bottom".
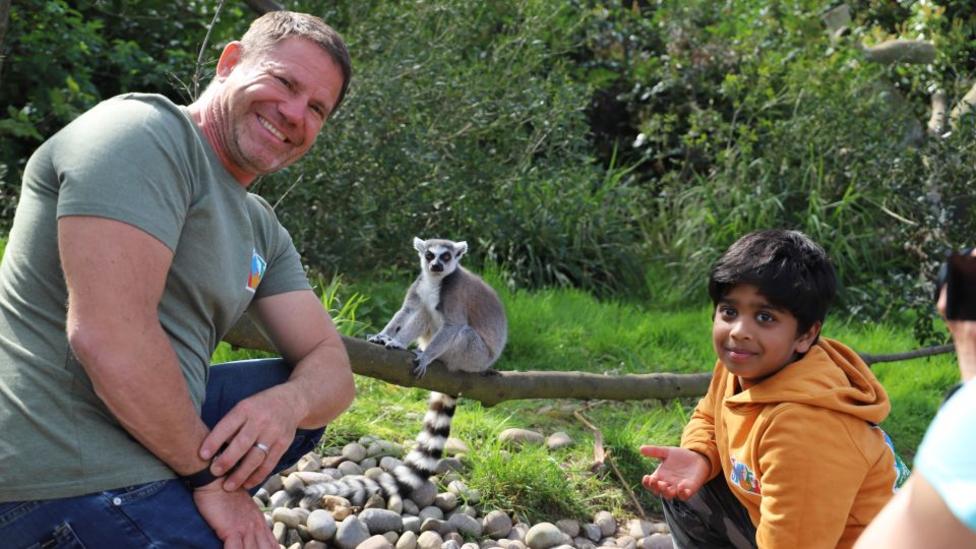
[
  {"left": 242, "top": 0, "right": 283, "bottom": 15},
  {"left": 223, "top": 314, "right": 955, "bottom": 405},
  {"left": 223, "top": 314, "right": 712, "bottom": 406},
  {"left": 928, "top": 89, "right": 947, "bottom": 136},
  {"left": 860, "top": 344, "right": 954, "bottom": 366},
  {"left": 949, "top": 81, "right": 976, "bottom": 129},
  {"left": 860, "top": 39, "right": 936, "bottom": 65}
]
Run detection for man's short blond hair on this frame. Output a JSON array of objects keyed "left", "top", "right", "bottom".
[{"left": 241, "top": 10, "right": 352, "bottom": 114}]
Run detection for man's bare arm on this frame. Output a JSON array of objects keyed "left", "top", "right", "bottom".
[
  {"left": 60, "top": 216, "right": 210, "bottom": 475},
  {"left": 202, "top": 289, "right": 354, "bottom": 490}
]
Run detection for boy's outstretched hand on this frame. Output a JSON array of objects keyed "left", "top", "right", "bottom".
[{"left": 640, "top": 445, "right": 711, "bottom": 501}]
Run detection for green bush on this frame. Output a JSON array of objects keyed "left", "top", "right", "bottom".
[{"left": 260, "top": 0, "right": 646, "bottom": 294}]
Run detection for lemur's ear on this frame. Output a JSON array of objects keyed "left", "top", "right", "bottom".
[
  {"left": 454, "top": 241, "right": 468, "bottom": 258},
  {"left": 413, "top": 237, "right": 425, "bottom": 253}
]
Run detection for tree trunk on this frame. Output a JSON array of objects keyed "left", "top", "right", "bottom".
[
  {"left": 0, "top": 0, "right": 11, "bottom": 84},
  {"left": 223, "top": 314, "right": 712, "bottom": 406}
]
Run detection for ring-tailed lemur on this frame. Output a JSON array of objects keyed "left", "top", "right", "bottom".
[{"left": 300, "top": 237, "right": 507, "bottom": 508}]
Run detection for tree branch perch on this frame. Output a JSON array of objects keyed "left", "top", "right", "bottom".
[{"left": 223, "top": 313, "right": 954, "bottom": 406}]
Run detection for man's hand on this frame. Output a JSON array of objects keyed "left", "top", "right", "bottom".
[
  {"left": 193, "top": 481, "right": 277, "bottom": 548},
  {"left": 937, "top": 252, "right": 976, "bottom": 382},
  {"left": 640, "top": 445, "right": 711, "bottom": 501},
  {"left": 200, "top": 385, "right": 301, "bottom": 491}
]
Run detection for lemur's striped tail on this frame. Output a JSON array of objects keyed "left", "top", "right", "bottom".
[{"left": 300, "top": 392, "right": 457, "bottom": 508}]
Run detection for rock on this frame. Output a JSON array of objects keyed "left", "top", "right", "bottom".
[
  {"left": 418, "top": 506, "right": 444, "bottom": 522},
  {"left": 384, "top": 531, "right": 400, "bottom": 543},
  {"left": 479, "top": 541, "right": 502, "bottom": 549},
  {"left": 638, "top": 533, "right": 673, "bottom": 549},
  {"left": 545, "top": 432, "right": 573, "bottom": 450},
  {"left": 627, "top": 519, "right": 653, "bottom": 539},
  {"left": 270, "top": 489, "right": 293, "bottom": 508},
  {"left": 437, "top": 458, "right": 465, "bottom": 475},
  {"left": 445, "top": 437, "right": 470, "bottom": 455},
  {"left": 361, "top": 457, "right": 378, "bottom": 470},
  {"left": 448, "top": 513, "right": 483, "bottom": 538},
  {"left": 359, "top": 509, "right": 404, "bottom": 535},
  {"left": 272, "top": 507, "right": 304, "bottom": 529},
  {"left": 594, "top": 512, "right": 616, "bottom": 538},
  {"left": 498, "top": 428, "right": 545, "bottom": 446},
  {"left": 461, "top": 544, "right": 480, "bottom": 549},
  {"left": 434, "top": 492, "right": 458, "bottom": 512},
  {"left": 335, "top": 516, "right": 371, "bottom": 549},
  {"left": 573, "top": 536, "right": 596, "bottom": 549},
  {"left": 263, "top": 474, "right": 285, "bottom": 494},
  {"left": 273, "top": 522, "right": 287, "bottom": 544},
  {"left": 599, "top": 536, "right": 618, "bottom": 546},
  {"left": 416, "top": 531, "right": 443, "bottom": 549},
  {"left": 305, "top": 509, "right": 338, "bottom": 541},
  {"left": 396, "top": 530, "right": 418, "bottom": 549},
  {"left": 305, "top": 541, "right": 328, "bottom": 549},
  {"left": 364, "top": 494, "right": 386, "bottom": 510},
  {"left": 420, "top": 517, "right": 456, "bottom": 536},
  {"left": 380, "top": 456, "right": 403, "bottom": 472},
  {"left": 454, "top": 504, "right": 478, "bottom": 518},
  {"left": 508, "top": 523, "right": 530, "bottom": 542},
  {"left": 525, "top": 522, "right": 569, "bottom": 549},
  {"left": 408, "top": 481, "right": 438, "bottom": 508},
  {"left": 322, "top": 455, "right": 347, "bottom": 468},
  {"left": 321, "top": 495, "right": 352, "bottom": 510},
  {"left": 402, "top": 498, "right": 420, "bottom": 516},
  {"left": 483, "top": 510, "right": 513, "bottom": 539},
  {"left": 357, "top": 534, "right": 394, "bottom": 549},
  {"left": 555, "top": 519, "right": 579, "bottom": 538},
  {"left": 283, "top": 474, "right": 305, "bottom": 496},
  {"left": 651, "top": 523, "right": 669, "bottom": 534},
  {"left": 333, "top": 506, "right": 354, "bottom": 521},
  {"left": 499, "top": 541, "right": 527, "bottom": 549},
  {"left": 387, "top": 494, "right": 404, "bottom": 514},
  {"left": 616, "top": 535, "right": 636, "bottom": 549},
  {"left": 294, "top": 472, "right": 337, "bottom": 485},
  {"left": 338, "top": 461, "right": 365, "bottom": 477},
  {"left": 342, "top": 443, "right": 368, "bottom": 462},
  {"left": 445, "top": 532, "right": 465, "bottom": 545},
  {"left": 442, "top": 541, "right": 461, "bottom": 549},
  {"left": 447, "top": 480, "right": 481, "bottom": 504},
  {"left": 402, "top": 515, "right": 422, "bottom": 534},
  {"left": 582, "top": 523, "right": 603, "bottom": 542}
]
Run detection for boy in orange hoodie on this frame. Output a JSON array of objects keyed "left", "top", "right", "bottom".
[{"left": 641, "top": 229, "right": 905, "bottom": 548}]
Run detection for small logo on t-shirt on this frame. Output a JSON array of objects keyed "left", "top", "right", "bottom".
[
  {"left": 247, "top": 249, "right": 267, "bottom": 293},
  {"left": 730, "top": 455, "right": 762, "bottom": 495}
]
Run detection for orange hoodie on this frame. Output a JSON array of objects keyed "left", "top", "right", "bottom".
[{"left": 682, "top": 338, "right": 898, "bottom": 548}]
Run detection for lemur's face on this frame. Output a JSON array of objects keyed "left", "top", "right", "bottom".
[{"left": 414, "top": 238, "right": 467, "bottom": 277}]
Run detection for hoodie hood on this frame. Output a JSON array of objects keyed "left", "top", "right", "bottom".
[{"left": 723, "top": 338, "right": 890, "bottom": 424}]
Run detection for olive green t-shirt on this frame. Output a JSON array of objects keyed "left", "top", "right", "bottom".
[{"left": 0, "top": 93, "right": 311, "bottom": 501}]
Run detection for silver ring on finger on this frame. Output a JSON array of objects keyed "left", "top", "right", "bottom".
[{"left": 254, "top": 442, "right": 270, "bottom": 454}]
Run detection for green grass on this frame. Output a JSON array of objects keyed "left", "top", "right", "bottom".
[{"left": 302, "top": 274, "right": 959, "bottom": 522}]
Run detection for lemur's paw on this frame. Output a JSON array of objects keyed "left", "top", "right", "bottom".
[
  {"left": 481, "top": 368, "right": 501, "bottom": 377},
  {"left": 367, "top": 333, "right": 387, "bottom": 345},
  {"left": 411, "top": 355, "right": 429, "bottom": 378},
  {"left": 384, "top": 339, "right": 406, "bottom": 350}
]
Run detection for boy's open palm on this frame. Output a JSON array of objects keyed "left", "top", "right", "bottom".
[{"left": 640, "top": 445, "right": 710, "bottom": 501}]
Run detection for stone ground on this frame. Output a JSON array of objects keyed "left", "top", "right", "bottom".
[{"left": 255, "top": 435, "right": 674, "bottom": 549}]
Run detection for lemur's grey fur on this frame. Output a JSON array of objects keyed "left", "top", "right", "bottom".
[{"left": 300, "top": 238, "right": 507, "bottom": 509}]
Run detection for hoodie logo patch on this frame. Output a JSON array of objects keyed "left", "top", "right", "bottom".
[
  {"left": 877, "top": 427, "right": 911, "bottom": 491},
  {"left": 729, "top": 455, "right": 762, "bottom": 495},
  {"left": 246, "top": 249, "right": 266, "bottom": 293}
]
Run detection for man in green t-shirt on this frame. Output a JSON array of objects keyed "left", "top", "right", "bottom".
[{"left": 0, "top": 11, "right": 355, "bottom": 548}]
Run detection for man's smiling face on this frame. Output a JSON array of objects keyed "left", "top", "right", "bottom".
[{"left": 214, "top": 36, "right": 343, "bottom": 184}]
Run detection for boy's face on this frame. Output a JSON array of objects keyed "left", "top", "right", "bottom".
[{"left": 712, "top": 284, "right": 820, "bottom": 389}]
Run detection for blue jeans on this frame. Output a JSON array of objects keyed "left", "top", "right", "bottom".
[{"left": 0, "top": 359, "right": 325, "bottom": 548}]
